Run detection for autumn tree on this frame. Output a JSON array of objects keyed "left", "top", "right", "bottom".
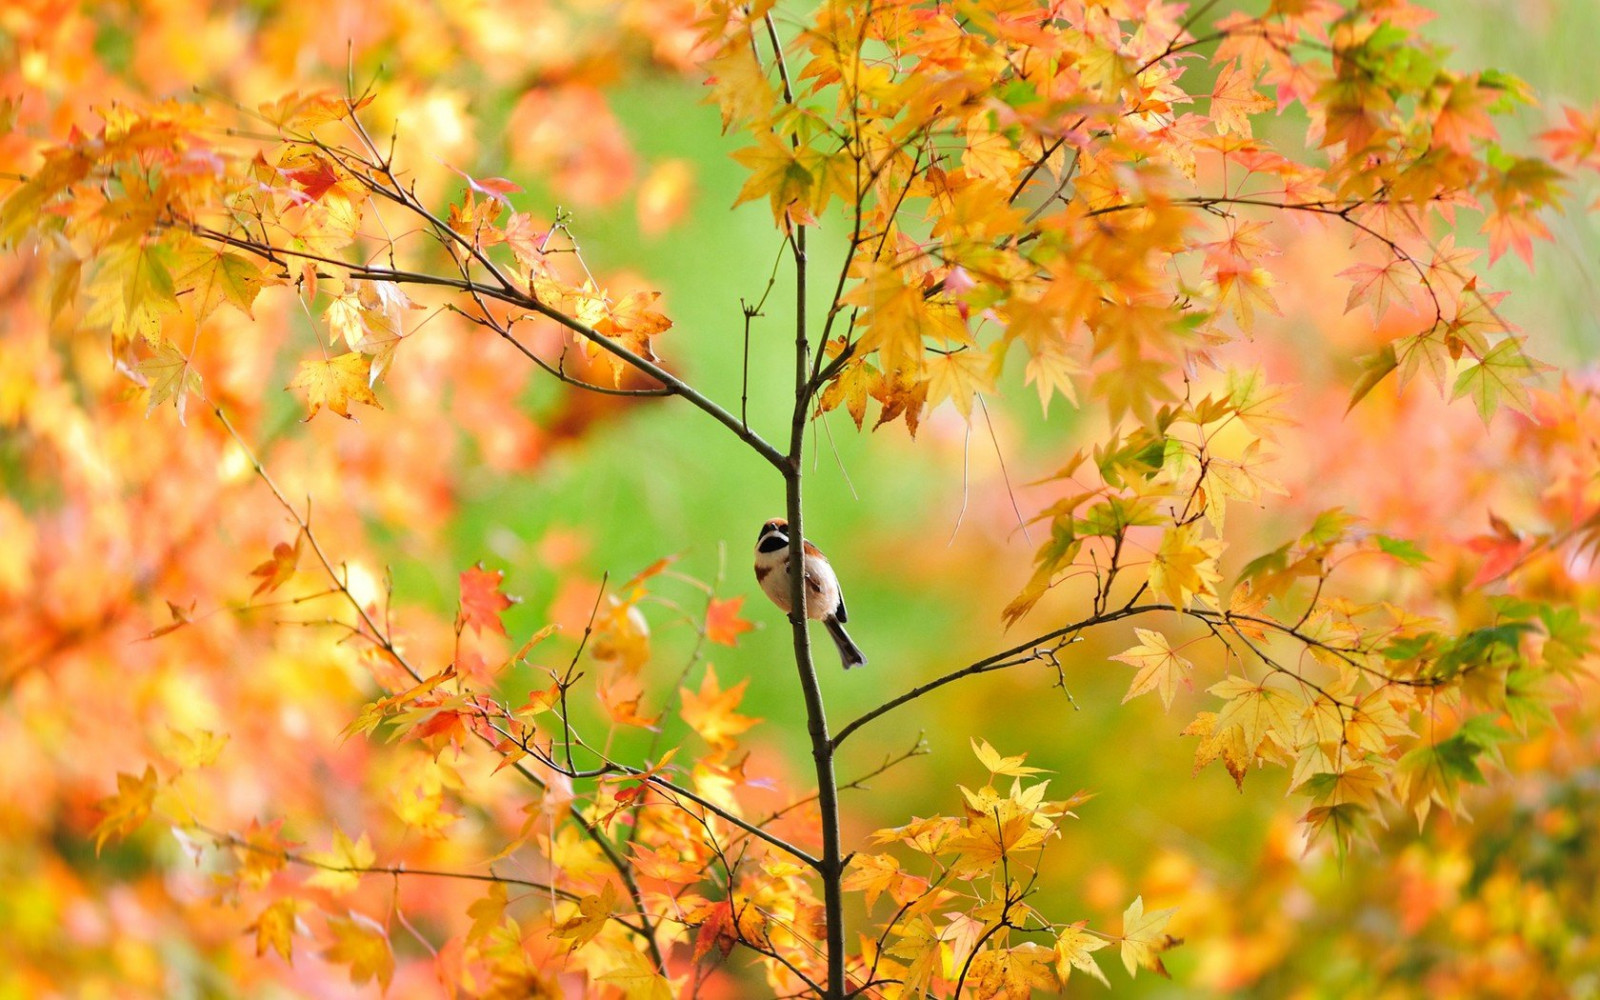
[{"left": 3, "top": 0, "right": 1599, "bottom": 997}]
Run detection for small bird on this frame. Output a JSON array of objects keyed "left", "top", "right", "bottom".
[{"left": 753, "top": 518, "right": 867, "bottom": 669}]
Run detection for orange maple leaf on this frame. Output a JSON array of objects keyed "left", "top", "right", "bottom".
[
  {"left": 249, "top": 537, "right": 302, "bottom": 598},
  {"left": 1210, "top": 62, "right": 1274, "bottom": 137},
  {"left": 704, "top": 596, "right": 755, "bottom": 646},
  {"left": 458, "top": 565, "right": 515, "bottom": 637},
  {"left": 680, "top": 664, "right": 759, "bottom": 750}
]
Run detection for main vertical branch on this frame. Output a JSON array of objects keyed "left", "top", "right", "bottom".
[{"left": 784, "top": 223, "right": 846, "bottom": 999}]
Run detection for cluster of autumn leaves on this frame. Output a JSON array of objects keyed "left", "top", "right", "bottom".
[{"left": 3, "top": 0, "right": 1600, "bottom": 996}]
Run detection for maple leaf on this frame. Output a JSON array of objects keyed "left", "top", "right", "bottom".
[
  {"left": 514, "top": 679, "right": 562, "bottom": 719},
  {"left": 1023, "top": 337, "right": 1083, "bottom": 415},
  {"left": 1464, "top": 512, "right": 1529, "bottom": 587},
  {"left": 136, "top": 340, "right": 203, "bottom": 424},
  {"left": 680, "top": 664, "right": 759, "bottom": 750},
  {"left": 157, "top": 726, "right": 229, "bottom": 769},
  {"left": 971, "top": 737, "right": 1047, "bottom": 777},
  {"left": 170, "top": 243, "right": 262, "bottom": 321},
  {"left": 1396, "top": 717, "right": 1510, "bottom": 826},
  {"left": 1119, "top": 895, "right": 1179, "bottom": 978},
  {"left": 458, "top": 565, "right": 515, "bottom": 637},
  {"left": 1484, "top": 197, "right": 1555, "bottom": 268},
  {"left": 1112, "top": 628, "right": 1194, "bottom": 710},
  {"left": 1540, "top": 102, "right": 1600, "bottom": 168},
  {"left": 872, "top": 367, "right": 930, "bottom": 436},
  {"left": 1210, "top": 674, "right": 1299, "bottom": 759},
  {"left": 1055, "top": 921, "right": 1111, "bottom": 986},
  {"left": 817, "top": 357, "right": 879, "bottom": 429},
  {"left": 702, "top": 34, "right": 777, "bottom": 131},
  {"left": 1147, "top": 522, "right": 1223, "bottom": 609},
  {"left": 692, "top": 898, "right": 737, "bottom": 963},
  {"left": 731, "top": 132, "right": 817, "bottom": 226},
  {"left": 1451, "top": 337, "right": 1541, "bottom": 422},
  {"left": 287, "top": 352, "right": 381, "bottom": 420},
  {"left": 596, "top": 950, "right": 676, "bottom": 1000},
  {"left": 969, "top": 943, "right": 1057, "bottom": 999},
  {"left": 321, "top": 912, "right": 394, "bottom": 992},
  {"left": 229, "top": 818, "right": 296, "bottom": 891},
  {"left": 466, "top": 883, "right": 509, "bottom": 942},
  {"left": 1182, "top": 712, "right": 1251, "bottom": 789},
  {"left": 249, "top": 537, "right": 302, "bottom": 598},
  {"left": 248, "top": 898, "right": 304, "bottom": 961},
  {"left": 1211, "top": 263, "right": 1281, "bottom": 334},
  {"left": 924, "top": 347, "right": 994, "bottom": 419},
  {"left": 704, "top": 596, "right": 754, "bottom": 646},
  {"left": 98, "top": 239, "right": 180, "bottom": 338},
  {"left": 324, "top": 293, "right": 366, "bottom": 348},
  {"left": 599, "top": 670, "right": 659, "bottom": 728},
  {"left": 630, "top": 842, "right": 704, "bottom": 885},
  {"left": 91, "top": 765, "right": 159, "bottom": 852},
  {"left": 842, "top": 853, "right": 921, "bottom": 909},
  {"left": 1210, "top": 62, "right": 1274, "bottom": 136},
  {"left": 1347, "top": 342, "right": 1399, "bottom": 411},
  {"left": 304, "top": 830, "right": 376, "bottom": 894},
  {"left": 1337, "top": 257, "right": 1415, "bottom": 320},
  {"left": 258, "top": 90, "right": 373, "bottom": 132},
  {"left": 553, "top": 881, "right": 620, "bottom": 949}
]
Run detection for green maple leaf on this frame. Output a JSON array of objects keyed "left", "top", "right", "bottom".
[{"left": 1451, "top": 337, "right": 1540, "bottom": 422}]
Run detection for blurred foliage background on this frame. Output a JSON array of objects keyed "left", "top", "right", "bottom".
[{"left": 3, "top": 0, "right": 1596, "bottom": 995}]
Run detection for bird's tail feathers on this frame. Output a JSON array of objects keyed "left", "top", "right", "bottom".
[{"left": 825, "top": 618, "right": 867, "bottom": 670}]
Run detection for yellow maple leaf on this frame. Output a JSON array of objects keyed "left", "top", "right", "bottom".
[
  {"left": 156, "top": 726, "right": 229, "bottom": 769},
  {"left": 466, "top": 882, "right": 509, "bottom": 942},
  {"left": 1055, "top": 921, "right": 1111, "bottom": 986},
  {"left": 923, "top": 347, "right": 994, "bottom": 418},
  {"left": 1182, "top": 711, "right": 1251, "bottom": 789},
  {"left": 1111, "top": 628, "right": 1194, "bottom": 710},
  {"left": 842, "top": 852, "right": 925, "bottom": 909},
  {"left": 304, "top": 830, "right": 376, "bottom": 895},
  {"left": 596, "top": 949, "right": 676, "bottom": 1000},
  {"left": 169, "top": 242, "right": 262, "bottom": 321},
  {"left": 971, "top": 737, "right": 1047, "bottom": 777},
  {"left": 731, "top": 132, "right": 817, "bottom": 226},
  {"left": 1147, "top": 522, "right": 1223, "bottom": 609},
  {"left": 1209, "top": 674, "right": 1299, "bottom": 757},
  {"left": 1023, "top": 336, "right": 1083, "bottom": 415},
  {"left": 969, "top": 943, "right": 1057, "bottom": 999},
  {"left": 136, "top": 339, "right": 203, "bottom": 424},
  {"left": 287, "top": 351, "right": 381, "bottom": 420},
  {"left": 322, "top": 912, "right": 394, "bottom": 992},
  {"left": 817, "top": 357, "right": 880, "bottom": 429},
  {"left": 248, "top": 898, "right": 304, "bottom": 961},
  {"left": 91, "top": 765, "right": 159, "bottom": 852},
  {"left": 843, "top": 259, "right": 936, "bottom": 374},
  {"left": 553, "top": 881, "right": 620, "bottom": 949},
  {"left": 1120, "top": 895, "right": 1179, "bottom": 978}
]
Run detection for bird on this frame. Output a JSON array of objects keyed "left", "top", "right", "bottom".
[{"left": 753, "top": 518, "right": 867, "bottom": 669}]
